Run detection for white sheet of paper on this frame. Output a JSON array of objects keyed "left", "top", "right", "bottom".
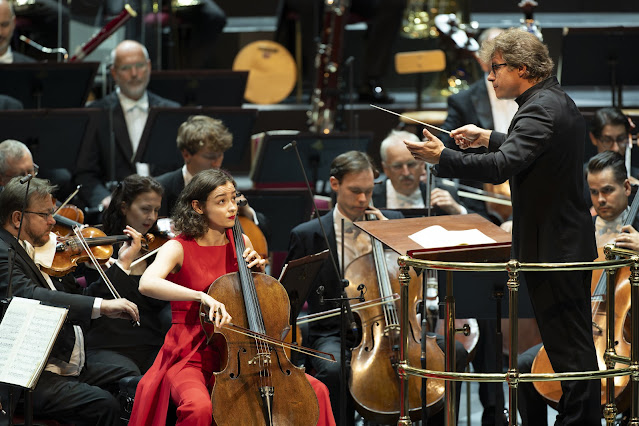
[{"left": 408, "top": 225, "right": 496, "bottom": 249}]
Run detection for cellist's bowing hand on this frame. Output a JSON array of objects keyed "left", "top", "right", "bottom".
[
  {"left": 117, "top": 226, "right": 144, "bottom": 270},
  {"left": 364, "top": 206, "right": 388, "bottom": 221},
  {"left": 614, "top": 225, "right": 639, "bottom": 251},
  {"left": 200, "top": 292, "right": 231, "bottom": 328},
  {"left": 100, "top": 298, "right": 140, "bottom": 322}
]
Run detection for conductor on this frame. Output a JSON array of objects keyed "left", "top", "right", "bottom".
[{"left": 403, "top": 28, "right": 600, "bottom": 425}]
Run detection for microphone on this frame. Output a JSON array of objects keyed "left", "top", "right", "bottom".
[{"left": 19, "top": 174, "right": 33, "bottom": 184}]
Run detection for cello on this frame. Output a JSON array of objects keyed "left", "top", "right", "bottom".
[
  {"left": 200, "top": 215, "right": 319, "bottom": 425},
  {"left": 344, "top": 214, "right": 445, "bottom": 423},
  {"left": 531, "top": 186, "right": 638, "bottom": 410}
]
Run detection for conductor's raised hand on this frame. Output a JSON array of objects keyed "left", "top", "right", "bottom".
[
  {"left": 403, "top": 128, "right": 444, "bottom": 164},
  {"left": 450, "top": 124, "right": 490, "bottom": 150},
  {"left": 100, "top": 298, "right": 140, "bottom": 322}
]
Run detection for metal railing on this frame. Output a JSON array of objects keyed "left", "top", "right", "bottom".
[{"left": 394, "top": 244, "right": 639, "bottom": 426}]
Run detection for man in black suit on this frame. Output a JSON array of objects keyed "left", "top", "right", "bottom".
[
  {"left": 405, "top": 29, "right": 600, "bottom": 425},
  {"left": 0, "top": 177, "right": 141, "bottom": 425},
  {"left": 285, "top": 150, "right": 467, "bottom": 425},
  {"left": 75, "top": 40, "right": 179, "bottom": 212},
  {"left": 155, "top": 115, "right": 232, "bottom": 217},
  {"left": 518, "top": 150, "right": 639, "bottom": 425},
  {"left": 373, "top": 129, "right": 467, "bottom": 215}
]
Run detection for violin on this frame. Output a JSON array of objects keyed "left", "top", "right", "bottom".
[
  {"left": 51, "top": 186, "right": 86, "bottom": 237},
  {"left": 343, "top": 213, "right": 446, "bottom": 423},
  {"left": 200, "top": 216, "right": 319, "bottom": 424},
  {"left": 41, "top": 227, "right": 149, "bottom": 277},
  {"left": 531, "top": 185, "right": 639, "bottom": 410}
]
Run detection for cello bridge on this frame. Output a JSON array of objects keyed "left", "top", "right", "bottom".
[{"left": 248, "top": 353, "right": 272, "bottom": 366}]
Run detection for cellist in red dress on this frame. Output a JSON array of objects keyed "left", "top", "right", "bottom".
[{"left": 129, "top": 169, "right": 335, "bottom": 426}]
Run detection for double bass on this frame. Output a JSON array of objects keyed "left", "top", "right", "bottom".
[
  {"left": 201, "top": 216, "right": 319, "bottom": 424},
  {"left": 531, "top": 187, "right": 638, "bottom": 410},
  {"left": 344, "top": 214, "right": 445, "bottom": 423}
]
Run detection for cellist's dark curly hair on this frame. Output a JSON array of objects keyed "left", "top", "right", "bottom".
[{"left": 172, "top": 169, "right": 236, "bottom": 239}]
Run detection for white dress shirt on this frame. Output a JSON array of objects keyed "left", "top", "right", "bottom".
[
  {"left": 595, "top": 209, "right": 628, "bottom": 249},
  {"left": 0, "top": 47, "right": 13, "bottom": 64},
  {"left": 333, "top": 206, "right": 371, "bottom": 271},
  {"left": 117, "top": 88, "right": 150, "bottom": 176}
]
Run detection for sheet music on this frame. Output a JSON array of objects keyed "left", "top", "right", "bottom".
[
  {"left": 408, "top": 225, "right": 496, "bottom": 249},
  {"left": 0, "top": 297, "right": 67, "bottom": 389}
]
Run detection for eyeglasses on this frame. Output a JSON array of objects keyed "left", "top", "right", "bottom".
[
  {"left": 116, "top": 62, "right": 148, "bottom": 72},
  {"left": 490, "top": 63, "right": 509, "bottom": 74},
  {"left": 598, "top": 134, "right": 628, "bottom": 147},
  {"left": 388, "top": 161, "right": 420, "bottom": 172},
  {"left": 24, "top": 209, "right": 55, "bottom": 220}
]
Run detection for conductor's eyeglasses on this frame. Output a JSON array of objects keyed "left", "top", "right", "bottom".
[
  {"left": 599, "top": 134, "right": 628, "bottom": 147},
  {"left": 490, "top": 63, "right": 509, "bottom": 74}
]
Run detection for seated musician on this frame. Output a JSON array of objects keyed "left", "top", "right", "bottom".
[
  {"left": 75, "top": 40, "right": 179, "bottom": 212},
  {"left": 84, "top": 175, "right": 172, "bottom": 376},
  {"left": 285, "top": 150, "right": 468, "bottom": 425},
  {"left": 518, "top": 150, "right": 638, "bottom": 425},
  {"left": 373, "top": 130, "right": 468, "bottom": 214},
  {"left": 583, "top": 107, "right": 638, "bottom": 208},
  {"left": 155, "top": 115, "right": 270, "bottom": 239},
  {"left": 0, "top": 177, "right": 141, "bottom": 425},
  {"left": 0, "top": 140, "right": 34, "bottom": 188},
  {"left": 129, "top": 168, "right": 335, "bottom": 425}
]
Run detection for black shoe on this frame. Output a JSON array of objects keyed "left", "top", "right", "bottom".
[{"left": 358, "top": 80, "right": 394, "bottom": 104}]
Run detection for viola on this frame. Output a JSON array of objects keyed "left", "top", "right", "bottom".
[
  {"left": 41, "top": 228, "right": 148, "bottom": 277},
  {"left": 200, "top": 217, "right": 319, "bottom": 425},
  {"left": 343, "top": 215, "right": 446, "bottom": 423}
]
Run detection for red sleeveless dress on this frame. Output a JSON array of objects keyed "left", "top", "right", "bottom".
[{"left": 129, "top": 230, "right": 335, "bottom": 426}]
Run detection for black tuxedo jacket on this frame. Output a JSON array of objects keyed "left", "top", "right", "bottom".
[
  {"left": 284, "top": 208, "right": 403, "bottom": 341},
  {"left": 75, "top": 91, "right": 180, "bottom": 207},
  {"left": 0, "top": 228, "right": 131, "bottom": 362},
  {"left": 155, "top": 167, "right": 184, "bottom": 218},
  {"left": 436, "top": 77, "right": 597, "bottom": 263}
]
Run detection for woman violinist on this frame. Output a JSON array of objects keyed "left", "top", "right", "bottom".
[
  {"left": 84, "top": 174, "right": 172, "bottom": 375},
  {"left": 130, "top": 169, "right": 334, "bottom": 426}
]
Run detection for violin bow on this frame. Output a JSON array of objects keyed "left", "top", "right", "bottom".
[
  {"left": 199, "top": 312, "right": 336, "bottom": 363},
  {"left": 53, "top": 185, "right": 81, "bottom": 216}
]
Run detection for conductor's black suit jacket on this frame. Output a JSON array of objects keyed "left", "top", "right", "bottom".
[
  {"left": 284, "top": 208, "right": 403, "bottom": 342},
  {"left": 435, "top": 77, "right": 596, "bottom": 263},
  {"left": 75, "top": 91, "right": 179, "bottom": 208}
]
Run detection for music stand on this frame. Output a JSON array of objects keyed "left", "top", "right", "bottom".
[
  {"left": 250, "top": 132, "right": 373, "bottom": 193},
  {"left": 0, "top": 63, "right": 99, "bottom": 109},
  {"left": 559, "top": 27, "right": 639, "bottom": 107},
  {"left": 137, "top": 107, "right": 258, "bottom": 175},
  {"left": 147, "top": 70, "right": 249, "bottom": 107}
]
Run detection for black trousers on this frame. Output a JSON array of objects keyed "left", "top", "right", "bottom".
[
  {"left": 525, "top": 269, "right": 600, "bottom": 425},
  {"left": 31, "top": 359, "right": 137, "bottom": 426}
]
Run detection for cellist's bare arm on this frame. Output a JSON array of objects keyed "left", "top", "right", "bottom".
[{"left": 139, "top": 239, "right": 231, "bottom": 327}]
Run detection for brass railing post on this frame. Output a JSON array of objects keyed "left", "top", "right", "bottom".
[
  {"left": 397, "top": 258, "right": 412, "bottom": 425},
  {"left": 604, "top": 245, "right": 618, "bottom": 425},
  {"left": 506, "top": 259, "right": 520, "bottom": 426},
  {"left": 445, "top": 270, "right": 456, "bottom": 426},
  {"left": 629, "top": 256, "right": 639, "bottom": 426}
]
